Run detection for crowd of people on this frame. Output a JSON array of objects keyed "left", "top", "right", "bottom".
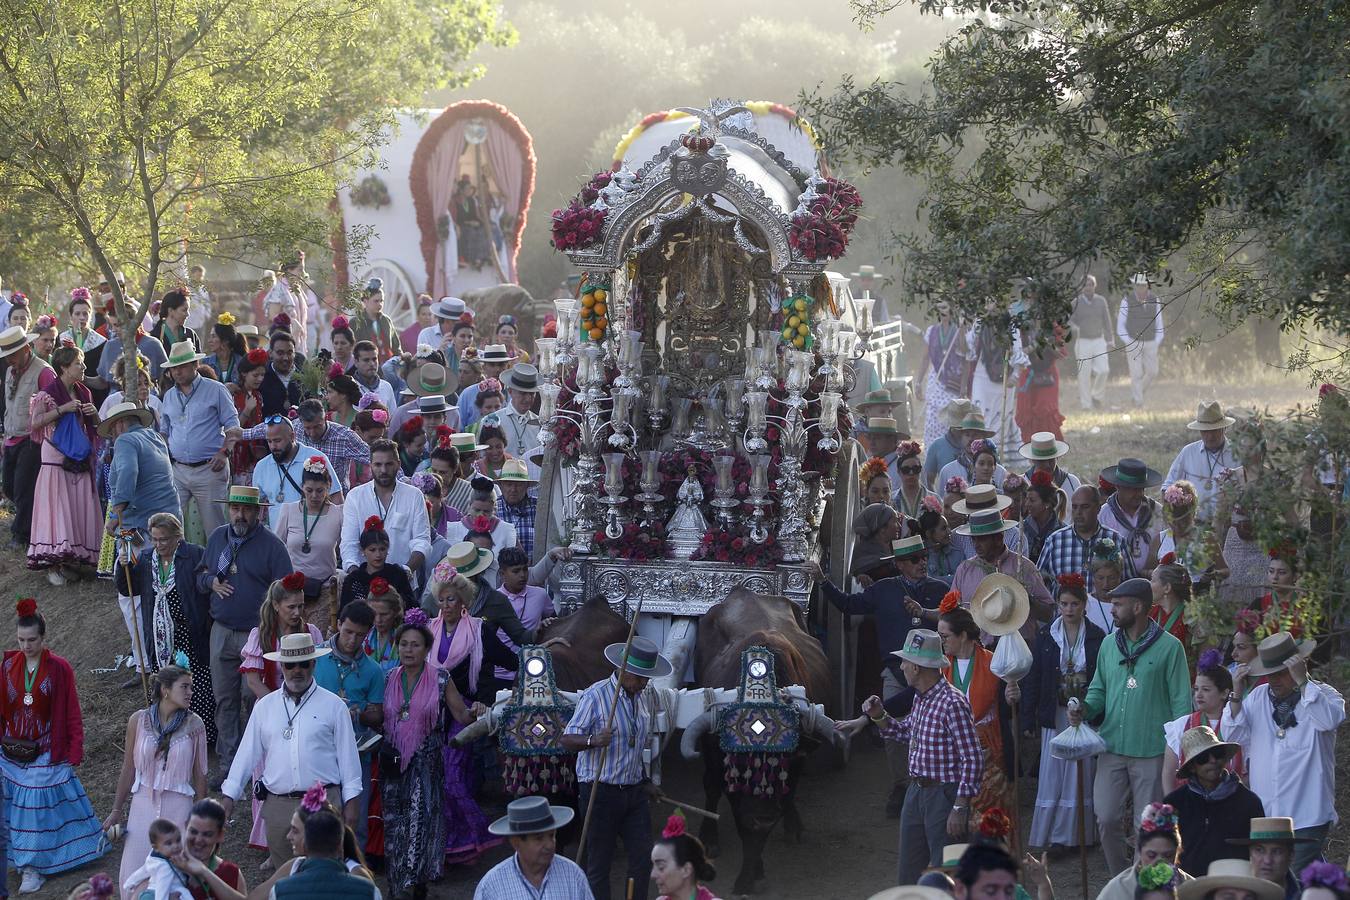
[{"left": 0, "top": 268, "right": 1343, "bottom": 900}]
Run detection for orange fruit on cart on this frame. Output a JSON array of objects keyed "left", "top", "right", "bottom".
[
  {"left": 594, "top": 302, "right": 607, "bottom": 317},
  {"left": 581, "top": 294, "right": 596, "bottom": 308},
  {"left": 589, "top": 327, "right": 605, "bottom": 340},
  {"left": 593, "top": 289, "right": 607, "bottom": 302}
]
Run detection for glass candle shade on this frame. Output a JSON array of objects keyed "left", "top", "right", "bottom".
[
  {"left": 539, "top": 382, "right": 561, "bottom": 420},
  {"left": 725, "top": 379, "right": 746, "bottom": 418},
  {"left": 786, "top": 351, "right": 814, "bottom": 391},
  {"left": 704, "top": 395, "right": 724, "bottom": 433},
  {"left": 750, "top": 454, "right": 771, "bottom": 493},
  {"left": 640, "top": 449, "right": 662, "bottom": 487},
  {"left": 818, "top": 391, "right": 842, "bottom": 431},
  {"left": 535, "top": 338, "right": 558, "bottom": 377},
  {"left": 603, "top": 453, "right": 626, "bottom": 494},
  {"left": 854, "top": 295, "right": 875, "bottom": 334},
  {"left": 611, "top": 392, "right": 632, "bottom": 428},
  {"left": 712, "top": 454, "right": 735, "bottom": 494},
  {"left": 744, "top": 391, "right": 769, "bottom": 432},
  {"left": 578, "top": 344, "right": 602, "bottom": 385},
  {"left": 672, "top": 397, "right": 694, "bottom": 437},
  {"left": 650, "top": 375, "right": 669, "bottom": 412},
  {"left": 621, "top": 330, "right": 642, "bottom": 367}
]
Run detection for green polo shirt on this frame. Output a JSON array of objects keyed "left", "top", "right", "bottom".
[{"left": 1081, "top": 626, "right": 1191, "bottom": 757}]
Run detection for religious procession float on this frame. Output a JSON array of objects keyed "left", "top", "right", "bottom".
[{"left": 532, "top": 100, "right": 876, "bottom": 698}]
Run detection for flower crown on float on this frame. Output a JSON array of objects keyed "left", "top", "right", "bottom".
[
  {"left": 938, "top": 589, "right": 961, "bottom": 615},
  {"left": 1138, "top": 802, "right": 1178, "bottom": 834},
  {"left": 944, "top": 475, "right": 968, "bottom": 496},
  {"left": 281, "top": 572, "right": 306, "bottom": 592},
  {"left": 662, "top": 810, "right": 687, "bottom": 839},
  {"left": 216, "top": 311, "right": 236, "bottom": 326},
  {"left": 301, "top": 455, "right": 327, "bottom": 476}
]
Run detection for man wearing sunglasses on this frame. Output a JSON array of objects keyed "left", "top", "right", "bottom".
[
  {"left": 1164, "top": 726, "right": 1265, "bottom": 878},
  {"left": 220, "top": 632, "right": 362, "bottom": 869}
]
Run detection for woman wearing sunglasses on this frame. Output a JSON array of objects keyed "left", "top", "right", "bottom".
[{"left": 892, "top": 441, "right": 935, "bottom": 520}]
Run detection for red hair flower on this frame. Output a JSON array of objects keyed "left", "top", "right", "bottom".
[
  {"left": 468, "top": 514, "right": 495, "bottom": 535},
  {"left": 363, "top": 515, "right": 384, "bottom": 531},
  {"left": 272, "top": 313, "right": 291, "bottom": 328},
  {"left": 281, "top": 572, "right": 306, "bottom": 592},
  {"left": 1057, "top": 572, "right": 1085, "bottom": 591},
  {"left": 1235, "top": 608, "right": 1262, "bottom": 635},
  {"left": 661, "top": 811, "right": 687, "bottom": 839},
  {"left": 1159, "top": 551, "right": 1177, "bottom": 566},
  {"left": 939, "top": 590, "right": 961, "bottom": 615},
  {"left": 369, "top": 577, "right": 390, "bottom": 597},
  {"left": 1320, "top": 383, "right": 1339, "bottom": 399},
  {"left": 977, "top": 807, "right": 1012, "bottom": 839},
  {"left": 331, "top": 315, "right": 350, "bottom": 330},
  {"left": 1030, "top": 469, "right": 1054, "bottom": 488},
  {"left": 246, "top": 348, "right": 268, "bottom": 365},
  {"left": 327, "top": 362, "right": 345, "bottom": 380},
  {"left": 401, "top": 415, "right": 423, "bottom": 436},
  {"left": 14, "top": 598, "right": 36, "bottom": 618}
]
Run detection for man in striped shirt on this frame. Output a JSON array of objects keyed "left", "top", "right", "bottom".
[
  {"left": 562, "top": 637, "right": 674, "bottom": 900},
  {"left": 851, "top": 628, "right": 983, "bottom": 885}
]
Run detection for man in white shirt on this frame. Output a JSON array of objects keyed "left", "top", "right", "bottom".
[
  {"left": 416, "top": 296, "right": 467, "bottom": 355},
  {"left": 340, "top": 438, "right": 430, "bottom": 576},
  {"left": 251, "top": 416, "right": 342, "bottom": 528},
  {"left": 350, "top": 340, "right": 396, "bottom": 411},
  {"left": 1224, "top": 631, "right": 1345, "bottom": 874},
  {"left": 498, "top": 364, "right": 541, "bottom": 476},
  {"left": 1163, "top": 401, "right": 1238, "bottom": 520},
  {"left": 1116, "top": 273, "right": 1165, "bottom": 407},
  {"left": 220, "top": 632, "right": 363, "bottom": 868}
]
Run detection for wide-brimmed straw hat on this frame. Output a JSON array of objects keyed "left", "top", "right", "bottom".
[
  {"left": 953, "top": 508, "right": 1015, "bottom": 537},
  {"left": 1223, "top": 816, "right": 1320, "bottom": 847},
  {"left": 0, "top": 326, "right": 38, "bottom": 359},
  {"left": 1176, "top": 725, "right": 1240, "bottom": 776},
  {"left": 891, "top": 535, "right": 927, "bottom": 560},
  {"left": 944, "top": 399, "right": 974, "bottom": 428},
  {"left": 603, "top": 636, "right": 674, "bottom": 679},
  {"left": 215, "top": 485, "right": 268, "bottom": 507},
  {"left": 1018, "top": 431, "right": 1069, "bottom": 461},
  {"left": 262, "top": 632, "right": 331, "bottom": 664},
  {"left": 956, "top": 409, "right": 995, "bottom": 436},
  {"left": 431, "top": 297, "right": 466, "bottom": 320},
  {"left": 403, "top": 363, "right": 453, "bottom": 399},
  {"left": 1100, "top": 457, "right": 1163, "bottom": 488},
  {"left": 444, "top": 541, "right": 493, "bottom": 579},
  {"left": 478, "top": 344, "right": 517, "bottom": 364},
  {"left": 488, "top": 795, "right": 575, "bottom": 837},
  {"left": 866, "top": 417, "right": 899, "bottom": 436},
  {"left": 858, "top": 389, "right": 898, "bottom": 411},
  {"left": 952, "top": 484, "right": 1012, "bottom": 516},
  {"left": 1244, "top": 631, "right": 1316, "bottom": 677},
  {"left": 450, "top": 432, "right": 487, "bottom": 454},
  {"left": 1177, "top": 860, "right": 1282, "bottom": 900},
  {"left": 416, "top": 395, "right": 451, "bottom": 416},
  {"left": 1187, "top": 400, "right": 1236, "bottom": 431},
  {"left": 164, "top": 340, "right": 206, "bottom": 369},
  {"left": 867, "top": 888, "right": 950, "bottom": 900},
  {"left": 494, "top": 459, "right": 537, "bottom": 483},
  {"left": 892, "top": 629, "right": 949, "bottom": 670},
  {"left": 97, "top": 401, "right": 154, "bottom": 438},
  {"left": 969, "top": 573, "right": 1029, "bottom": 636}
]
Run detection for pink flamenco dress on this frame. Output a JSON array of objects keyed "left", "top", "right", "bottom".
[
  {"left": 238, "top": 624, "right": 323, "bottom": 851},
  {"left": 27, "top": 371, "right": 102, "bottom": 572}
]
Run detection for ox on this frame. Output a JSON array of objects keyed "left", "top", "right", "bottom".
[{"left": 680, "top": 588, "right": 839, "bottom": 896}]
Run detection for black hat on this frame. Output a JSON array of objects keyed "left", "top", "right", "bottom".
[
  {"left": 487, "top": 796, "right": 575, "bottom": 836},
  {"left": 1100, "top": 457, "right": 1163, "bottom": 488},
  {"left": 1107, "top": 577, "right": 1153, "bottom": 603}
]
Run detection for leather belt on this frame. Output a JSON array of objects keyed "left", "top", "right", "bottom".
[
  {"left": 171, "top": 457, "right": 212, "bottom": 468},
  {"left": 263, "top": 783, "right": 337, "bottom": 800}
]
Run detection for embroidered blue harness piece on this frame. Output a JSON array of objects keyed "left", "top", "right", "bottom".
[
  {"left": 497, "top": 646, "right": 575, "bottom": 758},
  {"left": 716, "top": 645, "right": 800, "bottom": 755}
]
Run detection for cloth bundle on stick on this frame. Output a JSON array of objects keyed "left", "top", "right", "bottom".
[{"left": 1049, "top": 700, "right": 1107, "bottom": 761}]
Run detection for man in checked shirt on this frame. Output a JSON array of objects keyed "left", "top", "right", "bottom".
[{"left": 842, "top": 628, "right": 984, "bottom": 885}]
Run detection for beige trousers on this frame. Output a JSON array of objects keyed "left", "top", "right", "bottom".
[{"left": 1092, "top": 751, "right": 1164, "bottom": 873}]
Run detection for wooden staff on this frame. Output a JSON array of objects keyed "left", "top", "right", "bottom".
[
  {"left": 1009, "top": 703, "right": 1022, "bottom": 856},
  {"left": 1076, "top": 758, "right": 1089, "bottom": 899},
  {"left": 119, "top": 529, "right": 151, "bottom": 706},
  {"left": 652, "top": 792, "right": 721, "bottom": 822},
  {"left": 576, "top": 594, "right": 646, "bottom": 863}
]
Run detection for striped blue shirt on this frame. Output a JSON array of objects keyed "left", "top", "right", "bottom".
[
  {"left": 473, "top": 853, "right": 594, "bottom": 900},
  {"left": 564, "top": 675, "right": 654, "bottom": 786}
]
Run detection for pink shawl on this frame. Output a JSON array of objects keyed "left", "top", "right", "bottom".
[
  {"left": 430, "top": 612, "right": 484, "bottom": 694},
  {"left": 383, "top": 664, "right": 439, "bottom": 770}
]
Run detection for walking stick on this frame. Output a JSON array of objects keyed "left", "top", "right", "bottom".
[
  {"left": 118, "top": 529, "right": 151, "bottom": 707},
  {"left": 1076, "top": 758, "right": 1089, "bottom": 898},
  {"left": 575, "top": 594, "right": 646, "bottom": 864},
  {"left": 1010, "top": 704, "right": 1022, "bottom": 856}
]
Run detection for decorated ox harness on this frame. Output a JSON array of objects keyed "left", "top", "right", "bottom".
[
  {"left": 715, "top": 646, "right": 800, "bottom": 797},
  {"left": 497, "top": 646, "right": 577, "bottom": 797}
]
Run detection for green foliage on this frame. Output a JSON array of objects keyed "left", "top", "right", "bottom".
[
  {"left": 802, "top": 0, "right": 1350, "bottom": 342},
  {"left": 0, "top": 0, "right": 512, "bottom": 314}
]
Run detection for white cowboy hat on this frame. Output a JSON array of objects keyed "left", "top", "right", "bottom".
[
  {"left": 164, "top": 340, "right": 207, "bottom": 369},
  {"left": 1176, "top": 860, "right": 1282, "bottom": 900},
  {"left": 444, "top": 541, "right": 494, "bottom": 579},
  {"left": 97, "top": 402, "right": 154, "bottom": 438},
  {"left": 262, "top": 632, "right": 331, "bottom": 664},
  {"left": 951, "top": 484, "right": 1013, "bottom": 516}
]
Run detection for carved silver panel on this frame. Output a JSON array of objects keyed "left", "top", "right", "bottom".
[{"left": 555, "top": 557, "right": 814, "bottom": 620}]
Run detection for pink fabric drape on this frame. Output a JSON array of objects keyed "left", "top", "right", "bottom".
[
  {"left": 428, "top": 122, "right": 468, "bottom": 297},
  {"left": 482, "top": 127, "right": 524, "bottom": 282}
]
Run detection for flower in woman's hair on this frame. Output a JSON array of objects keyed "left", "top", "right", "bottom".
[
  {"left": 1159, "top": 551, "right": 1177, "bottom": 566},
  {"left": 70, "top": 287, "right": 92, "bottom": 304},
  {"left": 363, "top": 515, "right": 384, "bottom": 531},
  {"left": 1300, "top": 861, "right": 1350, "bottom": 892},
  {"left": 939, "top": 590, "right": 961, "bottom": 615},
  {"left": 921, "top": 494, "right": 943, "bottom": 513},
  {"left": 369, "top": 577, "right": 390, "bottom": 597},
  {"left": 246, "top": 348, "right": 268, "bottom": 365},
  {"left": 968, "top": 438, "right": 996, "bottom": 458},
  {"left": 1137, "top": 862, "right": 1178, "bottom": 891},
  {"left": 1235, "top": 608, "right": 1262, "bottom": 636},
  {"left": 401, "top": 416, "right": 423, "bottom": 436},
  {"left": 1057, "top": 572, "right": 1085, "bottom": 591},
  {"left": 371, "top": 409, "right": 389, "bottom": 425},
  {"left": 1029, "top": 469, "right": 1054, "bottom": 488},
  {"left": 1092, "top": 538, "right": 1120, "bottom": 563},
  {"left": 1162, "top": 481, "right": 1196, "bottom": 508},
  {"left": 661, "top": 810, "right": 687, "bottom": 839},
  {"left": 173, "top": 649, "right": 191, "bottom": 672},
  {"left": 403, "top": 607, "right": 429, "bottom": 627},
  {"left": 480, "top": 377, "right": 502, "bottom": 393},
  {"left": 9, "top": 294, "right": 27, "bottom": 309},
  {"left": 327, "top": 362, "right": 345, "bottom": 381},
  {"left": 944, "top": 475, "right": 968, "bottom": 496},
  {"left": 84, "top": 874, "right": 116, "bottom": 900},
  {"left": 331, "top": 315, "right": 349, "bottom": 330},
  {"left": 1267, "top": 539, "right": 1297, "bottom": 562},
  {"left": 1139, "top": 802, "right": 1176, "bottom": 834},
  {"left": 468, "top": 514, "right": 495, "bottom": 536},
  {"left": 858, "top": 456, "right": 887, "bottom": 486},
  {"left": 281, "top": 571, "right": 306, "bottom": 592},
  {"left": 411, "top": 471, "right": 440, "bottom": 495},
  {"left": 14, "top": 598, "right": 36, "bottom": 618},
  {"left": 35, "top": 314, "right": 57, "bottom": 331},
  {"left": 300, "top": 781, "right": 327, "bottom": 814},
  {"left": 1097, "top": 475, "right": 1117, "bottom": 497},
  {"left": 1320, "top": 383, "right": 1340, "bottom": 399},
  {"left": 1197, "top": 648, "right": 1224, "bottom": 672},
  {"left": 355, "top": 391, "right": 379, "bottom": 410},
  {"left": 433, "top": 560, "right": 458, "bottom": 583},
  {"left": 216, "top": 311, "right": 236, "bottom": 326},
  {"left": 302, "top": 455, "right": 328, "bottom": 476},
  {"left": 897, "top": 440, "right": 922, "bottom": 460},
  {"left": 977, "top": 807, "right": 1011, "bottom": 839},
  {"left": 272, "top": 312, "right": 291, "bottom": 328},
  {"left": 1001, "top": 471, "right": 1026, "bottom": 493}
]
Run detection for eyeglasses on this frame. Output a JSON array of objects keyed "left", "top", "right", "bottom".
[
  {"left": 900, "top": 466, "right": 923, "bottom": 475},
  {"left": 1189, "top": 750, "right": 1221, "bottom": 767},
  {"left": 281, "top": 660, "right": 313, "bottom": 670},
  {"left": 264, "top": 414, "right": 290, "bottom": 426}
]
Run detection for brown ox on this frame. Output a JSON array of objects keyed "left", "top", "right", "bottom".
[
  {"left": 681, "top": 588, "right": 836, "bottom": 896},
  {"left": 534, "top": 595, "right": 631, "bottom": 691}
]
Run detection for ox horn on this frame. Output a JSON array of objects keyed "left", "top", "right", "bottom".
[
  {"left": 680, "top": 711, "right": 714, "bottom": 760},
  {"left": 803, "top": 708, "right": 845, "bottom": 751},
  {"left": 451, "top": 713, "right": 493, "bottom": 746}
]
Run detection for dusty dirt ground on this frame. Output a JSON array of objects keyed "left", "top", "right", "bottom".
[{"left": 10, "top": 371, "right": 1348, "bottom": 899}]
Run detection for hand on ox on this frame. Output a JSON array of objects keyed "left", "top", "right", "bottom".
[{"left": 834, "top": 714, "right": 869, "bottom": 740}]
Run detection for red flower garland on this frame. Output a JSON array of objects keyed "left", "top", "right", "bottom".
[{"left": 281, "top": 571, "right": 306, "bottom": 592}]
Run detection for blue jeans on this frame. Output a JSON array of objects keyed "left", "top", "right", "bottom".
[
  {"left": 356, "top": 754, "right": 372, "bottom": 851},
  {"left": 0, "top": 778, "right": 9, "bottom": 896}
]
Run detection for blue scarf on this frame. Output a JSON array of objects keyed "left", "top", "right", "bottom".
[
  {"left": 1186, "top": 769, "right": 1239, "bottom": 802},
  {"left": 148, "top": 701, "right": 189, "bottom": 761}
]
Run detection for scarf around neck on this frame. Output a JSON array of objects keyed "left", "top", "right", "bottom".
[
  {"left": 1115, "top": 618, "right": 1163, "bottom": 670},
  {"left": 434, "top": 612, "right": 484, "bottom": 694},
  {"left": 384, "top": 663, "right": 439, "bottom": 769},
  {"left": 1186, "top": 769, "right": 1239, "bottom": 802},
  {"left": 148, "top": 701, "right": 189, "bottom": 760},
  {"left": 1107, "top": 493, "right": 1155, "bottom": 563}
]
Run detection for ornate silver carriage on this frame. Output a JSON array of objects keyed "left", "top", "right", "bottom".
[{"left": 533, "top": 101, "right": 877, "bottom": 700}]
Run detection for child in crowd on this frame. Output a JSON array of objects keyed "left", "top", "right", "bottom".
[{"left": 122, "top": 819, "right": 192, "bottom": 900}]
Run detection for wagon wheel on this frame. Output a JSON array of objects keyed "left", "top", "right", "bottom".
[
  {"left": 822, "top": 440, "right": 860, "bottom": 718},
  {"left": 355, "top": 259, "right": 419, "bottom": 332}
]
